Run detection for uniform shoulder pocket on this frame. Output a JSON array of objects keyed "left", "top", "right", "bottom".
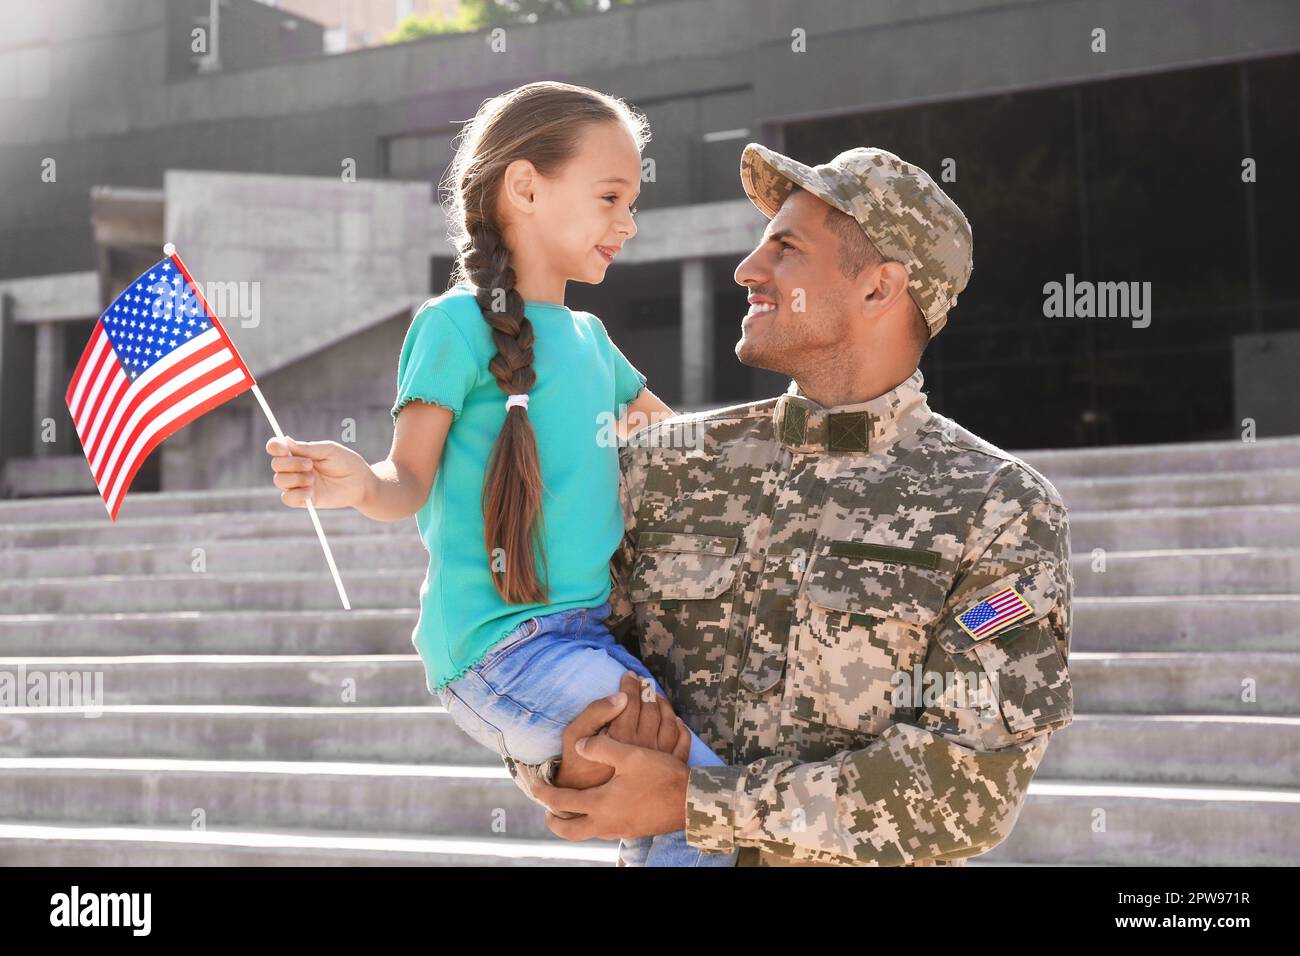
[
  {"left": 935, "top": 559, "right": 1062, "bottom": 655},
  {"left": 975, "top": 619, "right": 1073, "bottom": 735},
  {"left": 934, "top": 560, "right": 1072, "bottom": 736}
]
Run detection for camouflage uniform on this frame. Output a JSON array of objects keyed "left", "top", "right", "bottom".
[
  {"left": 503, "top": 144, "right": 1073, "bottom": 866},
  {"left": 603, "top": 370, "right": 1074, "bottom": 866}
]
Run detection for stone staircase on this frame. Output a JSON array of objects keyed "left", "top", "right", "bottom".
[{"left": 1, "top": 436, "right": 1298, "bottom": 865}]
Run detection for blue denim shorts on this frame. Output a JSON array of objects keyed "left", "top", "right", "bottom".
[
  {"left": 436, "top": 600, "right": 737, "bottom": 867},
  {"left": 437, "top": 600, "right": 724, "bottom": 770}
]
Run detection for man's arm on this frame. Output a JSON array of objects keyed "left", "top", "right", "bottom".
[
  {"left": 685, "top": 470, "right": 1074, "bottom": 866},
  {"left": 604, "top": 442, "right": 642, "bottom": 653}
]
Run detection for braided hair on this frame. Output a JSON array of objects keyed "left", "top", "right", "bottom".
[{"left": 442, "top": 81, "right": 649, "bottom": 604}]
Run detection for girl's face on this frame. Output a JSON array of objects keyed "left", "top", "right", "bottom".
[{"left": 499, "top": 121, "right": 641, "bottom": 289}]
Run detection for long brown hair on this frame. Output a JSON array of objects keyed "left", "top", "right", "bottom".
[{"left": 443, "top": 81, "right": 649, "bottom": 604}]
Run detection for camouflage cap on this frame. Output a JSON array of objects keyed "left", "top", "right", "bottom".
[{"left": 740, "top": 143, "right": 973, "bottom": 337}]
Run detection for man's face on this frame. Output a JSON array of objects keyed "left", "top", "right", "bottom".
[{"left": 732, "top": 190, "right": 857, "bottom": 377}]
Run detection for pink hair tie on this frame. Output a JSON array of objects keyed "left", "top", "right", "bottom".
[{"left": 505, "top": 393, "right": 529, "bottom": 411}]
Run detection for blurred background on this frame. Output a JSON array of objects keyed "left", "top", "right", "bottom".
[
  {"left": 2, "top": 0, "right": 1298, "bottom": 495},
  {"left": 0, "top": 0, "right": 1298, "bottom": 868}
]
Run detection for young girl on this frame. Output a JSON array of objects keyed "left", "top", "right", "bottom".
[{"left": 265, "top": 82, "right": 737, "bottom": 867}]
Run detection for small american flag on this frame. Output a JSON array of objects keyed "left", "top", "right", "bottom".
[
  {"left": 64, "top": 250, "right": 254, "bottom": 520},
  {"left": 956, "top": 584, "right": 1034, "bottom": 640}
]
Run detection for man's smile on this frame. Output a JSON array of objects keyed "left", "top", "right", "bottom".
[{"left": 744, "top": 293, "right": 778, "bottom": 325}]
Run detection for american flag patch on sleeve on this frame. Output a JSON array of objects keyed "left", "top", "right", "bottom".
[{"left": 956, "top": 585, "right": 1035, "bottom": 641}]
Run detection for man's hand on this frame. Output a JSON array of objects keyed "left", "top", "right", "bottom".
[
  {"left": 534, "top": 731, "right": 692, "bottom": 841},
  {"left": 554, "top": 671, "right": 690, "bottom": 790}
]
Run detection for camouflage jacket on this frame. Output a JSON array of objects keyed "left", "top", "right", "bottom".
[{"left": 605, "top": 367, "right": 1074, "bottom": 866}]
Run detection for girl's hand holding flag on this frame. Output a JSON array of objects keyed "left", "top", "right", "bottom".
[
  {"left": 65, "top": 242, "right": 352, "bottom": 609},
  {"left": 265, "top": 436, "right": 373, "bottom": 511}
]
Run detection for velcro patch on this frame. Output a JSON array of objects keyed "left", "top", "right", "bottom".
[{"left": 955, "top": 585, "right": 1034, "bottom": 641}]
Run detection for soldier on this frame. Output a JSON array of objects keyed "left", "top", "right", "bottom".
[{"left": 515, "top": 144, "right": 1075, "bottom": 867}]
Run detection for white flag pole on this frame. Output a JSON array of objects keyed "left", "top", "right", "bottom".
[
  {"left": 161, "top": 242, "right": 351, "bottom": 610},
  {"left": 249, "top": 383, "right": 352, "bottom": 611}
]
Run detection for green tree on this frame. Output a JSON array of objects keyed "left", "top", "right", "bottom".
[{"left": 385, "top": 0, "right": 645, "bottom": 43}]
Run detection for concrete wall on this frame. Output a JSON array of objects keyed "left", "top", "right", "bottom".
[
  {"left": 163, "top": 169, "right": 432, "bottom": 377},
  {"left": 164, "top": 0, "right": 326, "bottom": 83},
  {"left": 1234, "top": 331, "right": 1300, "bottom": 439},
  {"left": 3, "top": 0, "right": 1299, "bottom": 486},
  {"left": 0, "top": 294, "right": 36, "bottom": 465},
  {"left": 5, "top": 0, "right": 1298, "bottom": 281}
]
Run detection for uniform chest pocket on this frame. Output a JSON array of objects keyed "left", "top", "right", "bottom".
[
  {"left": 792, "top": 541, "right": 951, "bottom": 737},
  {"left": 630, "top": 530, "right": 744, "bottom": 716}
]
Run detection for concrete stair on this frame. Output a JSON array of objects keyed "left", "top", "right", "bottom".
[
  {"left": 0, "top": 824, "right": 614, "bottom": 866},
  {"left": 1, "top": 434, "right": 1298, "bottom": 866}
]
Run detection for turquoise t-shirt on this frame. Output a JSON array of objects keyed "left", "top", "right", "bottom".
[{"left": 390, "top": 283, "right": 648, "bottom": 695}]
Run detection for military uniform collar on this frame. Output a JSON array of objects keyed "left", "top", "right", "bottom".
[{"left": 772, "top": 368, "right": 929, "bottom": 454}]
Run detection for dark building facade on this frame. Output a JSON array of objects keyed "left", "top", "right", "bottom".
[{"left": 2, "top": 0, "right": 1299, "bottom": 498}]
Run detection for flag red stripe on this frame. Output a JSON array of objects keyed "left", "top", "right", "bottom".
[
  {"left": 97, "top": 342, "right": 248, "bottom": 504},
  {"left": 971, "top": 603, "right": 1032, "bottom": 635},
  {"left": 966, "top": 587, "right": 1033, "bottom": 636},
  {"left": 64, "top": 320, "right": 102, "bottom": 408},
  {"left": 979, "top": 600, "right": 1027, "bottom": 619},
  {"left": 68, "top": 330, "right": 126, "bottom": 463},
  {"left": 88, "top": 338, "right": 222, "bottom": 489},
  {"left": 68, "top": 329, "right": 113, "bottom": 425},
  {"left": 83, "top": 371, "right": 130, "bottom": 468},
  {"left": 65, "top": 325, "right": 99, "bottom": 419},
  {"left": 105, "top": 373, "right": 253, "bottom": 521}
]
